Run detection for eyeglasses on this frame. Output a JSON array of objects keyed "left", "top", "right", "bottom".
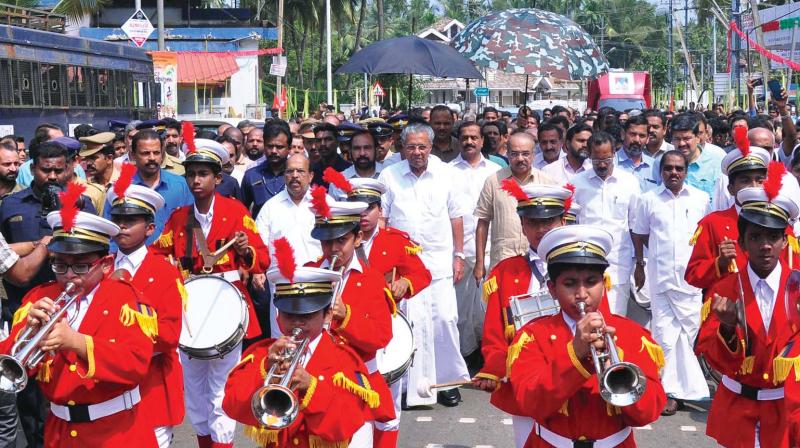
[
  {"left": 591, "top": 157, "right": 614, "bottom": 165},
  {"left": 403, "top": 144, "right": 429, "bottom": 151},
  {"left": 51, "top": 258, "right": 103, "bottom": 275}
]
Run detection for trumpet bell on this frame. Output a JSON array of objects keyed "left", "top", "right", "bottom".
[
  {"left": 0, "top": 355, "right": 27, "bottom": 394},
  {"left": 599, "top": 361, "right": 647, "bottom": 407},
  {"left": 251, "top": 384, "right": 300, "bottom": 429}
]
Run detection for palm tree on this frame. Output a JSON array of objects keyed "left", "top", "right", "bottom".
[{"left": 50, "top": 0, "right": 108, "bottom": 23}]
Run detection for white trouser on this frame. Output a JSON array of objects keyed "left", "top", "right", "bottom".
[
  {"left": 651, "top": 289, "right": 709, "bottom": 400},
  {"left": 373, "top": 378, "right": 402, "bottom": 432},
  {"left": 403, "top": 277, "right": 470, "bottom": 406},
  {"left": 606, "top": 282, "right": 631, "bottom": 316},
  {"left": 511, "top": 415, "right": 534, "bottom": 448},
  {"left": 154, "top": 426, "right": 173, "bottom": 448},
  {"left": 180, "top": 344, "right": 241, "bottom": 443},
  {"left": 454, "top": 257, "right": 486, "bottom": 357},
  {"left": 349, "top": 422, "right": 373, "bottom": 447}
]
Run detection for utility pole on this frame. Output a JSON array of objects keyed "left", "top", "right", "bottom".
[
  {"left": 733, "top": 0, "right": 741, "bottom": 106},
  {"left": 668, "top": 0, "right": 674, "bottom": 104},
  {"left": 684, "top": 0, "right": 689, "bottom": 105},
  {"left": 156, "top": 0, "right": 164, "bottom": 50},
  {"left": 749, "top": 0, "right": 770, "bottom": 103},
  {"left": 326, "top": 0, "right": 333, "bottom": 104},
  {"left": 276, "top": 0, "right": 284, "bottom": 118},
  {"left": 599, "top": 16, "right": 605, "bottom": 55}
]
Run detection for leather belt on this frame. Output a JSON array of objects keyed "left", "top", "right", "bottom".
[{"left": 50, "top": 386, "right": 141, "bottom": 423}]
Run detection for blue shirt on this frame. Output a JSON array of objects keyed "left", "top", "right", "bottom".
[
  {"left": 241, "top": 163, "right": 286, "bottom": 218},
  {"left": 0, "top": 187, "right": 96, "bottom": 316},
  {"left": 615, "top": 148, "right": 658, "bottom": 192},
  {"left": 677, "top": 147, "right": 724, "bottom": 198},
  {"left": 103, "top": 169, "right": 194, "bottom": 248},
  {"left": 217, "top": 172, "right": 242, "bottom": 202},
  {"left": 17, "top": 159, "right": 86, "bottom": 188}
]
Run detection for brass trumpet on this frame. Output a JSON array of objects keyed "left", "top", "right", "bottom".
[
  {"left": 577, "top": 302, "right": 646, "bottom": 407},
  {"left": 0, "top": 282, "right": 79, "bottom": 394},
  {"left": 251, "top": 328, "right": 310, "bottom": 429}
]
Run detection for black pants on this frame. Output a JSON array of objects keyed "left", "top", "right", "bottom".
[
  {"left": 243, "top": 281, "right": 271, "bottom": 350},
  {"left": 17, "top": 380, "right": 44, "bottom": 448},
  {"left": 0, "top": 390, "right": 17, "bottom": 448}
]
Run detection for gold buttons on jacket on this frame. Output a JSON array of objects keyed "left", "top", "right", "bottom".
[
  {"left": 763, "top": 373, "right": 770, "bottom": 381},
  {"left": 550, "top": 334, "right": 557, "bottom": 341},
  {"left": 69, "top": 364, "right": 77, "bottom": 372},
  {"left": 292, "top": 438, "right": 300, "bottom": 445},
  {"left": 514, "top": 278, "right": 519, "bottom": 284},
  {"left": 70, "top": 430, "right": 77, "bottom": 437},
  {"left": 67, "top": 400, "right": 75, "bottom": 406}
]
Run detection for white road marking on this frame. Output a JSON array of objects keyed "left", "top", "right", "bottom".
[
  {"left": 636, "top": 425, "right": 653, "bottom": 430},
  {"left": 459, "top": 417, "right": 477, "bottom": 423},
  {"left": 501, "top": 418, "right": 513, "bottom": 425},
  {"left": 474, "top": 445, "right": 495, "bottom": 448},
  {"left": 680, "top": 426, "right": 697, "bottom": 432},
  {"left": 416, "top": 416, "right": 433, "bottom": 422}
]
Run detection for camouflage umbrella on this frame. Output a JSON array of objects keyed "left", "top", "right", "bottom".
[{"left": 451, "top": 8, "right": 609, "bottom": 81}]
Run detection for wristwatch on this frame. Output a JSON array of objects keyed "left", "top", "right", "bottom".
[{"left": 453, "top": 252, "right": 466, "bottom": 260}]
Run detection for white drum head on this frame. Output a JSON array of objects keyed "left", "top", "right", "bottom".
[
  {"left": 377, "top": 314, "right": 414, "bottom": 375},
  {"left": 180, "top": 276, "right": 246, "bottom": 349}
]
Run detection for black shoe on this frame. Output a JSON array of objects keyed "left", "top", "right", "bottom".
[
  {"left": 437, "top": 388, "right": 461, "bottom": 407},
  {"left": 661, "top": 398, "right": 680, "bottom": 416},
  {"left": 401, "top": 392, "right": 410, "bottom": 411}
]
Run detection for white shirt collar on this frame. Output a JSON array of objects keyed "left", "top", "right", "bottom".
[
  {"left": 452, "top": 153, "right": 488, "bottom": 168},
  {"left": 747, "top": 263, "right": 781, "bottom": 292},
  {"left": 658, "top": 183, "right": 689, "bottom": 198},
  {"left": 747, "top": 262, "right": 781, "bottom": 329},
  {"left": 115, "top": 245, "right": 149, "bottom": 276},
  {"left": 193, "top": 196, "right": 216, "bottom": 236},
  {"left": 363, "top": 227, "right": 379, "bottom": 256},
  {"left": 561, "top": 311, "right": 577, "bottom": 335},
  {"left": 301, "top": 332, "right": 323, "bottom": 368}
]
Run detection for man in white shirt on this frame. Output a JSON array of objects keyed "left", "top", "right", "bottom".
[
  {"left": 632, "top": 150, "right": 711, "bottom": 416},
  {"left": 532, "top": 124, "right": 565, "bottom": 170},
  {"left": 644, "top": 109, "right": 674, "bottom": 159},
  {"left": 449, "top": 122, "right": 500, "bottom": 360},
  {"left": 541, "top": 123, "right": 592, "bottom": 185},
  {"left": 328, "top": 130, "right": 383, "bottom": 200},
  {"left": 255, "top": 154, "right": 323, "bottom": 337},
  {"left": 379, "top": 122, "right": 471, "bottom": 408},
  {"left": 571, "top": 131, "right": 641, "bottom": 316}
]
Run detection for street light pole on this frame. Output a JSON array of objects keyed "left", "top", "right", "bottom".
[
  {"left": 326, "top": 0, "right": 333, "bottom": 105},
  {"left": 276, "top": 0, "right": 284, "bottom": 118},
  {"left": 156, "top": 0, "right": 164, "bottom": 50}
]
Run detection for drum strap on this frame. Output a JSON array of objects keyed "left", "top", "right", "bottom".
[
  {"left": 528, "top": 258, "right": 546, "bottom": 285},
  {"left": 183, "top": 212, "right": 198, "bottom": 275}
]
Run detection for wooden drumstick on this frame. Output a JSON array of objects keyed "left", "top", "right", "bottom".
[
  {"left": 417, "top": 378, "right": 474, "bottom": 398},
  {"left": 390, "top": 267, "right": 397, "bottom": 289}
]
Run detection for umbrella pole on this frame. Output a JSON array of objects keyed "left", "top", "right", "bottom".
[
  {"left": 407, "top": 74, "right": 413, "bottom": 109},
  {"left": 524, "top": 75, "right": 529, "bottom": 106}
]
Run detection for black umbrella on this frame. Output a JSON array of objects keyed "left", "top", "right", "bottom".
[{"left": 336, "top": 36, "right": 483, "bottom": 106}]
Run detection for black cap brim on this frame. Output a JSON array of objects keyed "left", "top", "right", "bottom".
[
  {"left": 109, "top": 205, "right": 153, "bottom": 217},
  {"left": 348, "top": 194, "right": 380, "bottom": 205},
  {"left": 517, "top": 205, "right": 565, "bottom": 220},
  {"left": 311, "top": 223, "right": 358, "bottom": 241},
  {"left": 182, "top": 155, "right": 221, "bottom": 167},
  {"left": 274, "top": 294, "right": 332, "bottom": 314},
  {"left": 47, "top": 238, "right": 108, "bottom": 255},
  {"left": 548, "top": 253, "right": 609, "bottom": 268},
  {"left": 728, "top": 165, "right": 766, "bottom": 177},
  {"left": 739, "top": 210, "right": 787, "bottom": 230}
]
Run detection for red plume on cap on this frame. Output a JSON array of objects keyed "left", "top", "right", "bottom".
[
  {"left": 273, "top": 237, "right": 297, "bottom": 283},
  {"left": 764, "top": 160, "right": 786, "bottom": 202},
  {"left": 59, "top": 182, "right": 86, "bottom": 233},
  {"left": 182, "top": 121, "right": 196, "bottom": 154},
  {"left": 323, "top": 167, "right": 353, "bottom": 194},
  {"left": 733, "top": 125, "right": 750, "bottom": 157},
  {"left": 500, "top": 178, "right": 528, "bottom": 202},
  {"left": 310, "top": 185, "right": 331, "bottom": 218},
  {"left": 113, "top": 163, "right": 137, "bottom": 199},
  {"left": 563, "top": 183, "right": 576, "bottom": 214}
]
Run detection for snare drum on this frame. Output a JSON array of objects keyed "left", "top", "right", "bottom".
[
  {"left": 180, "top": 275, "right": 249, "bottom": 359},
  {"left": 509, "top": 290, "right": 560, "bottom": 330},
  {"left": 376, "top": 312, "right": 414, "bottom": 384}
]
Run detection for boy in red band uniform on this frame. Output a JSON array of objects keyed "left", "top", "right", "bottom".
[
  {"left": 306, "top": 186, "right": 396, "bottom": 447},
  {"left": 223, "top": 242, "right": 378, "bottom": 447},
  {"left": 477, "top": 181, "right": 573, "bottom": 448},
  {"left": 107, "top": 169, "right": 185, "bottom": 447},
  {"left": 695, "top": 167, "right": 800, "bottom": 448},
  {"left": 1, "top": 186, "right": 158, "bottom": 447},
  {"left": 327, "top": 172, "right": 430, "bottom": 446},
  {"left": 508, "top": 225, "right": 666, "bottom": 448},
  {"left": 150, "top": 135, "right": 270, "bottom": 448},
  {"left": 685, "top": 128, "right": 772, "bottom": 290}
]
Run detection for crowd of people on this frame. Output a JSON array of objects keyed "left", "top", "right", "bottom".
[{"left": 3, "top": 87, "right": 800, "bottom": 448}]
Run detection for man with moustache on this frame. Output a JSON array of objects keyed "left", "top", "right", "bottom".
[
  {"left": 103, "top": 130, "right": 193, "bottom": 247},
  {"left": 449, "top": 122, "right": 501, "bottom": 361},
  {"left": 255, "top": 154, "right": 323, "bottom": 335},
  {"left": 643, "top": 109, "right": 673, "bottom": 159},
  {"left": 481, "top": 121, "right": 509, "bottom": 166},
  {"left": 368, "top": 121, "right": 396, "bottom": 164},
  {"left": 311, "top": 123, "right": 351, "bottom": 187},
  {"left": 533, "top": 123, "right": 565, "bottom": 170},
  {"left": 473, "top": 132, "right": 554, "bottom": 283},
  {"left": 0, "top": 141, "right": 21, "bottom": 199},
  {"left": 571, "top": 131, "right": 641, "bottom": 316},
  {"left": 79, "top": 132, "right": 120, "bottom": 188},
  {"left": 616, "top": 114, "right": 658, "bottom": 192},
  {"left": 214, "top": 135, "right": 243, "bottom": 201},
  {"left": 241, "top": 124, "right": 290, "bottom": 218},
  {"left": 541, "top": 123, "right": 592, "bottom": 185},
  {"left": 668, "top": 114, "right": 724, "bottom": 198},
  {"left": 430, "top": 105, "right": 461, "bottom": 163},
  {"left": 328, "top": 130, "right": 383, "bottom": 200},
  {"left": 162, "top": 120, "right": 185, "bottom": 161},
  {"left": 243, "top": 127, "right": 265, "bottom": 163},
  {"left": 633, "top": 150, "right": 711, "bottom": 416}
]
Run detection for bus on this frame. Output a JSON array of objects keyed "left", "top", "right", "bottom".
[{"left": 0, "top": 18, "right": 157, "bottom": 139}]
